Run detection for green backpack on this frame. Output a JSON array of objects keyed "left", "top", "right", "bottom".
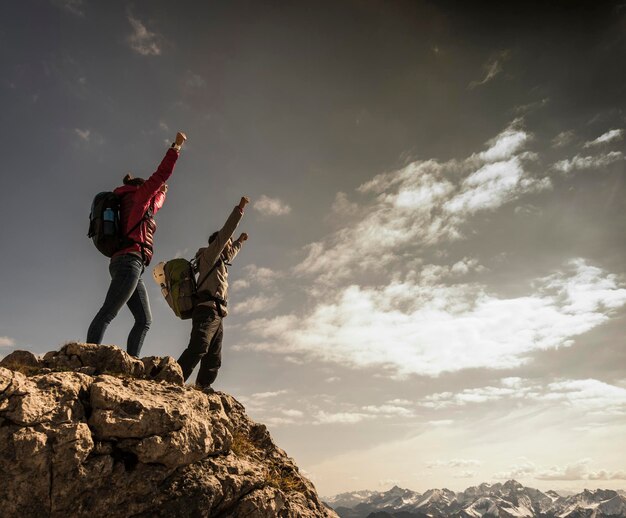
[{"left": 152, "top": 257, "right": 221, "bottom": 319}]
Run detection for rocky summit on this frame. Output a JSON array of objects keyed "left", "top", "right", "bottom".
[{"left": 0, "top": 343, "right": 338, "bottom": 518}]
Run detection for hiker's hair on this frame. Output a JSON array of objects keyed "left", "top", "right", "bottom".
[
  {"left": 208, "top": 231, "right": 219, "bottom": 244},
  {"left": 123, "top": 173, "right": 145, "bottom": 186}
]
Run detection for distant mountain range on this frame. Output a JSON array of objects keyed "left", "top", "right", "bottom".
[{"left": 324, "top": 480, "right": 626, "bottom": 517}]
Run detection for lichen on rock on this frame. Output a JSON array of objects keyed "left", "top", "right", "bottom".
[{"left": 0, "top": 343, "right": 337, "bottom": 518}]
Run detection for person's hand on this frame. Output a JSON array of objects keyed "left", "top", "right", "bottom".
[
  {"left": 175, "top": 132, "right": 187, "bottom": 146},
  {"left": 159, "top": 183, "right": 168, "bottom": 194},
  {"left": 238, "top": 232, "right": 249, "bottom": 242},
  {"left": 238, "top": 196, "right": 250, "bottom": 210}
]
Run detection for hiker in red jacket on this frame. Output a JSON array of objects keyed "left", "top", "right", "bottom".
[{"left": 87, "top": 132, "right": 186, "bottom": 356}]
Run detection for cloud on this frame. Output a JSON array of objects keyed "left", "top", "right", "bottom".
[
  {"left": 314, "top": 411, "right": 372, "bottom": 424},
  {"left": 361, "top": 404, "right": 415, "bottom": 418},
  {"left": 469, "top": 50, "right": 511, "bottom": 89},
  {"left": 553, "top": 151, "right": 624, "bottom": 173},
  {"left": 536, "top": 459, "right": 626, "bottom": 481},
  {"left": 331, "top": 192, "right": 359, "bottom": 217},
  {"left": 494, "top": 459, "right": 537, "bottom": 480},
  {"left": 514, "top": 204, "right": 543, "bottom": 217},
  {"left": 74, "top": 128, "right": 90, "bottom": 142},
  {"left": 494, "top": 458, "right": 626, "bottom": 481},
  {"left": 127, "top": 14, "right": 161, "bottom": 56},
  {"left": 231, "top": 279, "right": 250, "bottom": 291},
  {"left": 427, "top": 459, "right": 481, "bottom": 469},
  {"left": 238, "top": 121, "right": 625, "bottom": 380},
  {"left": 253, "top": 195, "right": 292, "bottom": 216},
  {"left": 52, "top": 0, "right": 84, "bottom": 16},
  {"left": 583, "top": 129, "right": 623, "bottom": 148},
  {"left": 245, "top": 259, "right": 626, "bottom": 377},
  {"left": 552, "top": 130, "right": 576, "bottom": 148},
  {"left": 183, "top": 71, "right": 206, "bottom": 89},
  {"left": 421, "top": 377, "right": 626, "bottom": 416},
  {"left": 0, "top": 336, "right": 16, "bottom": 348},
  {"left": 252, "top": 390, "right": 288, "bottom": 399},
  {"left": 234, "top": 295, "right": 280, "bottom": 315},
  {"left": 537, "top": 379, "right": 626, "bottom": 414},
  {"left": 295, "top": 121, "right": 548, "bottom": 284},
  {"left": 241, "top": 265, "right": 281, "bottom": 288}
]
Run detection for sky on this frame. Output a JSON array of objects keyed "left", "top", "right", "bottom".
[{"left": 1, "top": 0, "right": 625, "bottom": 498}]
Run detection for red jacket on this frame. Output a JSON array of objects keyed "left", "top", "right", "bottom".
[{"left": 112, "top": 148, "right": 179, "bottom": 265}]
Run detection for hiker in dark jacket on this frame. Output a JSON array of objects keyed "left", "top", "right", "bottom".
[
  {"left": 177, "top": 196, "right": 249, "bottom": 388},
  {"left": 87, "top": 132, "right": 187, "bottom": 356}
]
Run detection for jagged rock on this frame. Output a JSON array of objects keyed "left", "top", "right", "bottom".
[
  {"left": 44, "top": 342, "right": 146, "bottom": 378},
  {"left": 0, "top": 349, "right": 42, "bottom": 370},
  {"left": 141, "top": 355, "right": 184, "bottom": 384},
  {"left": 0, "top": 345, "right": 337, "bottom": 518}
]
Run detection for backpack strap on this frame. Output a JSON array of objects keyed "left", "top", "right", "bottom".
[
  {"left": 121, "top": 201, "right": 154, "bottom": 262},
  {"left": 196, "top": 256, "right": 224, "bottom": 292}
]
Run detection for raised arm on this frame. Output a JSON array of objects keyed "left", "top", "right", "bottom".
[
  {"left": 201, "top": 197, "right": 249, "bottom": 266},
  {"left": 134, "top": 132, "right": 186, "bottom": 208},
  {"left": 224, "top": 232, "right": 248, "bottom": 262}
]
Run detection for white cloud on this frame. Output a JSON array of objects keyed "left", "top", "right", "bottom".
[
  {"left": 314, "top": 411, "right": 372, "bottom": 425},
  {"left": 241, "top": 264, "right": 281, "bottom": 288},
  {"left": 231, "top": 279, "right": 250, "bottom": 291},
  {"left": 422, "top": 377, "right": 626, "bottom": 418},
  {"left": 295, "top": 121, "right": 549, "bottom": 284},
  {"left": 127, "top": 15, "right": 161, "bottom": 56},
  {"left": 553, "top": 151, "right": 624, "bottom": 173},
  {"left": 469, "top": 50, "right": 511, "bottom": 89},
  {"left": 494, "top": 458, "right": 626, "bottom": 481},
  {"left": 234, "top": 295, "right": 280, "bottom": 315},
  {"left": 537, "top": 459, "right": 600, "bottom": 481},
  {"left": 0, "top": 336, "right": 16, "bottom": 348},
  {"left": 245, "top": 260, "right": 626, "bottom": 377},
  {"left": 583, "top": 129, "right": 623, "bottom": 148},
  {"left": 253, "top": 195, "right": 291, "bottom": 216},
  {"left": 538, "top": 379, "right": 626, "bottom": 414},
  {"left": 361, "top": 404, "right": 415, "bottom": 418}
]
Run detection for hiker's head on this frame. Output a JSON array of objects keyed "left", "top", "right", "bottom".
[{"left": 123, "top": 173, "right": 145, "bottom": 187}]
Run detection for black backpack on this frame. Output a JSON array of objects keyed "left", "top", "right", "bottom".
[
  {"left": 88, "top": 192, "right": 123, "bottom": 257},
  {"left": 87, "top": 191, "right": 150, "bottom": 257}
]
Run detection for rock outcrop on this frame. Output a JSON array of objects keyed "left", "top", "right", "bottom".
[{"left": 0, "top": 343, "right": 337, "bottom": 518}]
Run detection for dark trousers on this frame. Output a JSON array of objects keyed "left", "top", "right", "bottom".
[
  {"left": 86, "top": 254, "right": 151, "bottom": 357},
  {"left": 177, "top": 305, "right": 223, "bottom": 387}
]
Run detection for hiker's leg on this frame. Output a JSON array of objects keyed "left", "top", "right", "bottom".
[
  {"left": 177, "top": 307, "right": 221, "bottom": 381},
  {"left": 196, "top": 321, "right": 223, "bottom": 388},
  {"left": 126, "top": 276, "right": 152, "bottom": 357},
  {"left": 87, "top": 255, "right": 143, "bottom": 345}
]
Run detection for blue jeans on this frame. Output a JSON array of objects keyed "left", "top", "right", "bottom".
[{"left": 86, "top": 254, "right": 152, "bottom": 357}]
